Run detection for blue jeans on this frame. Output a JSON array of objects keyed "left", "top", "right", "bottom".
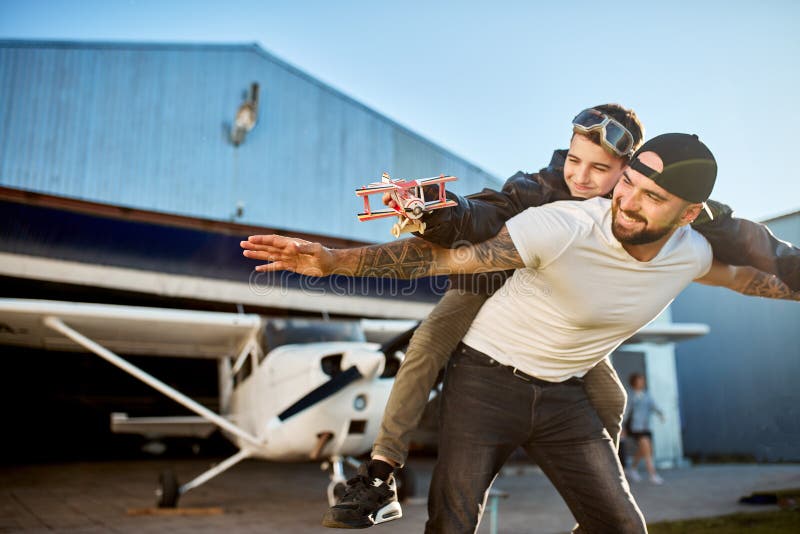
[{"left": 425, "top": 344, "right": 646, "bottom": 534}]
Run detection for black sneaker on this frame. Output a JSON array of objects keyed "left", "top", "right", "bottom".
[{"left": 322, "top": 464, "right": 402, "bottom": 529}]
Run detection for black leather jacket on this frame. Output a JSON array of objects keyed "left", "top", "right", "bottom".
[{"left": 418, "top": 150, "right": 800, "bottom": 291}]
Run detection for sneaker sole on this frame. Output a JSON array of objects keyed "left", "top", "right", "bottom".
[{"left": 322, "top": 502, "right": 402, "bottom": 529}]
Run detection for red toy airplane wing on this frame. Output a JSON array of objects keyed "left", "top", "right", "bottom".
[
  {"left": 357, "top": 209, "right": 401, "bottom": 221},
  {"left": 424, "top": 199, "right": 457, "bottom": 210},
  {"left": 355, "top": 183, "right": 397, "bottom": 196},
  {"left": 415, "top": 175, "right": 457, "bottom": 186},
  {"left": 358, "top": 200, "right": 455, "bottom": 221}
]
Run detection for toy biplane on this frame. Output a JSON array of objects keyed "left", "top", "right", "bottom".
[{"left": 356, "top": 172, "right": 457, "bottom": 237}]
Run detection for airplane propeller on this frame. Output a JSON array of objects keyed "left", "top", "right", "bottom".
[
  {"left": 276, "top": 322, "right": 420, "bottom": 422},
  {"left": 378, "top": 322, "right": 419, "bottom": 377}
]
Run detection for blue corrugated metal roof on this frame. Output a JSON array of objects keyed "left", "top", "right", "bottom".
[{"left": 0, "top": 39, "right": 501, "bottom": 242}]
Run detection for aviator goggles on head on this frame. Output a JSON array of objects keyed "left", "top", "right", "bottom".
[{"left": 572, "top": 108, "right": 635, "bottom": 157}]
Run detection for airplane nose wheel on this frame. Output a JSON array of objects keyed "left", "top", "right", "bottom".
[
  {"left": 326, "top": 479, "right": 348, "bottom": 506},
  {"left": 333, "top": 481, "right": 347, "bottom": 500},
  {"left": 156, "top": 469, "right": 180, "bottom": 508}
]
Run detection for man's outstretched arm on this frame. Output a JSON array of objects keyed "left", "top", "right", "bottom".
[
  {"left": 693, "top": 200, "right": 800, "bottom": 291},
  {"left": 695, "top": 260, "right": 800, "bottom": 301},
  {"left": 240, "top": 226, "right": 525, "bottom": 279}
]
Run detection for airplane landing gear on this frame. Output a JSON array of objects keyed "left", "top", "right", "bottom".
[
  {"left": 156, "top": 469, "right": 180, "bottom": 508},
  {"left": 330, "top": 480, "right": 347, "bottom": 502},
  {"left": 391, "top": 223, "right": 402, "bottom": 239},
  {"left": 391, "top": 220, "right": 426, "bottom": 238},
  {"left": 324, "top": 455, "right": 361, "bottom": 506},
  {"left": 154, "top": 450, "right": 251, "bottom": 508}
]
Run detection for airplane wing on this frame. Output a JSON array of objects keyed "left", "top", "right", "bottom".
[
  {"left": 0, "top": 298, "right": 265, "bottom": 451},
  {"left": 355, "top": 183, "right": 397, "bottom": 196},
  {"left": 357, "top": 208, "right": 402, "bottom": 221},
  {"left": 415, "top": 174, "right": 457, "bottom": 185},
  {"left": 0, "top": 298, "right": 262, "bottom": 358},
  {"left": 355, "top": 175, "right": 456, "bottom": 195},
  {"left": 357, "top": 200, "right": 457, "bottom": 222},
  {"left": 111, "top": 412, "right": 218, "bottom": 438},
  {"left": 424, "top": 199, "right": 458, "bottom": 210},
  {"left": 624, "top": 323, "right": 709, "bottom": 345}
]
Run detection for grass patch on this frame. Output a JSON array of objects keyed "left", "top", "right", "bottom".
[{"left": 648, "top": 509, "right": 800, "bottom": 533}]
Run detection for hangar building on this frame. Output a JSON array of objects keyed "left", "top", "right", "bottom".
[
  {"left": 0, "top": 39, "right": 501, "bottom": 320},
  {"left": 0, "top": 40, "right": 728, "bottom": 468}
]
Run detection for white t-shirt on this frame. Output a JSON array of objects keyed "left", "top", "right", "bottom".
[{"left": 461, "top": 197, "right": 713, "bottom": 382}]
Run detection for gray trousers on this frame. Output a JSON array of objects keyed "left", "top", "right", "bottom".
[
  {"left": 424, "top": 345, "right": 646, "bottom": 534},
  {"left": 372, "top": 289, "right": 627, "bottom": 467}
]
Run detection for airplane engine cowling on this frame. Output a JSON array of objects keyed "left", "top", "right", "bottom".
[{"left": 241, "top": 341, "right": 394, "bottom": 462}]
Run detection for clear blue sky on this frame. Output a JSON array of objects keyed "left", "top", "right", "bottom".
[{"left": 2, "top": 0, "right": 798, "bottom": 221}]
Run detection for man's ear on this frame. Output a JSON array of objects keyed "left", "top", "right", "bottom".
[{"left": 678, "top": 203, "right": 703, "bottom": 226}]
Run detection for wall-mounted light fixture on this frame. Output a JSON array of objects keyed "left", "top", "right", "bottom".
[{"left": 230, "top": 82, "right": 259, "bottom": 146}]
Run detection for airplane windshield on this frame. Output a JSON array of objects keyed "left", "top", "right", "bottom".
[{"left": 263, "top": 319, "right": 366, "bottom": 350}]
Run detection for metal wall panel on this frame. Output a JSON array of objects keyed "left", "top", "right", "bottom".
[
  {"left": 671, "top": 212, "right": 800, "bottom": 461},
  {"left": 0, "top": 41, "right": 501, "bottom": 242}
]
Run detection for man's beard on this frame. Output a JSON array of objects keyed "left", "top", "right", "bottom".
[{"left": 611, "top": 201, "right": 677, "bottom": 245}]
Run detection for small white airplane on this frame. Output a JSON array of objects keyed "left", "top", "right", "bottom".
[{"left": 0, "top": 298, "right": 418, "bottom": 508}]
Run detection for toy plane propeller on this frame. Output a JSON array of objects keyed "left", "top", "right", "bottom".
[{"left": 356, "top": 172, "right": 457, "bottom": 238}]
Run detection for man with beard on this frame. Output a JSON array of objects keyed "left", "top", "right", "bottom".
[
  {"left": 242, "top": 133, "right": 799, "bottom": 532},
  {"left": 314, "top": 105, "right": 799, "bottom": 531}
]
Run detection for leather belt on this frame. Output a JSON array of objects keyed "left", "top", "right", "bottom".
[
  {"left": 512, "top": 366, "right": 535, "bottom": 381},
  {"left": 457, "top": 343, "right": 581, "bottom": 386}
]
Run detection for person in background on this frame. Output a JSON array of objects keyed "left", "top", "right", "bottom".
[{"left": 624, "top": 373, "right": 666, "bottom": 484}]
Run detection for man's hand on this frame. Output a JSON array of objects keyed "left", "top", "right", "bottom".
[
  {"left": 241, "top": 235, "right": 335, "bottom": 276},
  {"left": 382, "top": 192, "right": 401, "bottom": 211}
]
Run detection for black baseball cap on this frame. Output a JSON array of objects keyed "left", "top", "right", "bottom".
[{"left": 629, "top": 133, "right": 717, "bottom": 203}]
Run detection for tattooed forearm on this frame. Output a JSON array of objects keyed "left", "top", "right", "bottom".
[
  {"left": 353, "top": 238, "right": 436, "bottom": 279},
  {"left": 465, "top": 227, "right": 525, "bottom": 271},
  {"left": 343, "top": 226, "right": 524, "bottom": 279},
  {"left": 245, "top": 228, "right": 521, "bottom": 279},
  {"left": 741, "top": 270, "right": 800, "bottom": 301}
]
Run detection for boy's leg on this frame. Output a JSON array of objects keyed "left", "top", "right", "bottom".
[
  {"left": 372, "top": 289, "right": 490, "bottom": 466},
  {"left": 582, "top": 357, "right": 627, "bottom": 448},
  {"left": 321, "top": 290, "right": 490, "bottom": 528}
]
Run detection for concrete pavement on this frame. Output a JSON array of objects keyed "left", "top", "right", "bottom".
[{"left": 2, "top": 459, "right": 799, "bottom": 533}]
